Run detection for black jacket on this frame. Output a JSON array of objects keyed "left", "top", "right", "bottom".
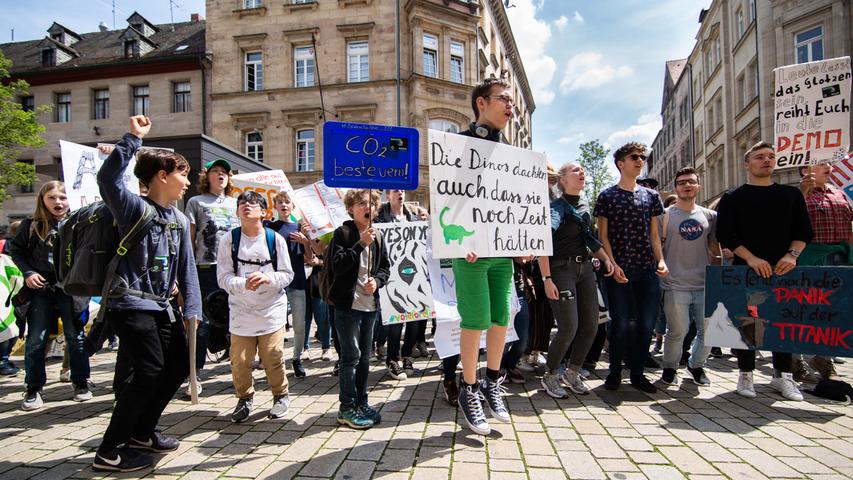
[
  {"left": 9, "top": 217, "right": 58, "bottom": 284},
  {"left": 326, "top": 220, "right": 390, "bottom": 310},
  {"left": 374, "top": 202, "right": 418, "bottom": 223}
]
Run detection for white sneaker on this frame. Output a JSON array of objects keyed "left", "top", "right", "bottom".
[
  {"left": 516, "top": 358, "right": 536, "bottom": 373},
  {"left": 186, "top": 377, "right": 203, "bottom": 396},
  {"left": 736, "top": 371, "right": 756, "bottom": 398},
  {"left": 320, "top": 349, "right": 332, "bottom": 361},
  {"left": 770, "top": 372, "right": 803, "bottom": 401},
  {"left": 534, "top": 352, "right": 546, "bottom": 366},
  {"left": 301, "top": 350, "right": 311, "bottom": 362},
  {"left": 59, "top": 369, "right": 71, "bottom": 383}
]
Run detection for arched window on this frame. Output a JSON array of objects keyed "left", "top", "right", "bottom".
[{"left": 429, "top": 119, "right": 460, "bottom": 133}]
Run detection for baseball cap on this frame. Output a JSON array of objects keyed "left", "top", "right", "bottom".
[{"left": 204, "top": 159, "right": 232, "bottom": 172}]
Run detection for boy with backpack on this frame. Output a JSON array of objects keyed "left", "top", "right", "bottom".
[
  {"left": 92, "top": 116, "right": 202, "bottom": 473},
  {"left": 217, "top": 191, "right": 294, "bottom": 423}
]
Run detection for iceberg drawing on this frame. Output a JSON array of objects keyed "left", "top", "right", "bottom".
[{"left": 705, "top": 302, "right": 749, "bottom": 349}]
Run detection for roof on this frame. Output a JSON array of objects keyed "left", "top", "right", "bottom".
[
  {"left": 0, "top": 20, "right": 204, "bottom": 75},
  {"left": 666, "top": 59, "right": 687, "bottom": 85}
]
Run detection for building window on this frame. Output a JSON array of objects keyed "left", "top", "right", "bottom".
[
  {"left": 246, "top": 131, "right": 264, "bottom": 162},
  {"left": 244, "top": 0, "right": 262, "bottom": 7},
  {"left": 423, "top": 34, "right": 438, "bottom": 78},
  {"left": 294, "top": 46, "right": 315, "bottom": 87},
  {"left": 735, "top": 7, "right": 744, "bottom": 39},
  {"left": 450, "top": 41, "right": 464, "bottom": 83},
  {"left": 41, "top": 49, "right": 55, "bottom": 67},
  {"left": 173, "top": 82, "right": 191, "bottom": 113},
  {"left": 347, "top": 41, "right": 369, "bottom": 83},
  {"left": 93, "top": 89, "right": 110, "bottom": 120},
  {"left": 795, "top": 26, "right": 823, "bottom": 64},
  {"left": 245, "top": 51, "right": 263, "bottom": 91},
  {"left": 429, "top": 119, "right": 460, "bottom": 133},
  {"left": 751, "top": 60, "right": 759, "bottom": 100},
  {"left": 20, "top": 96, "right": 34, "bottom": 112},
  {"left": 748, "top": 0, "right": 756, "bottom": 23},
  {"left": 124, "top": 40, "right": 139, "bottom": 58},
  {"left": 296, "top": 129, "right": 315, "bottom": 171},
  {"left": 736, "top": 73, "right": 745, "bottom": 111},
  {"left": 132, "top": 85, "right": 149, "bottom": 116},
  {"left": 55, "top": 92, "right": 71, "bottom": 123}
]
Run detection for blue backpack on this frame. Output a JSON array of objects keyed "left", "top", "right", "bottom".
[{"left": 230, "top": 227, "right": 279, "bottom": 273}]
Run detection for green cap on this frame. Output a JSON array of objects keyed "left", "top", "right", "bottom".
[{"left": 204, "top": 159, "right": 232, "bottom": 172}]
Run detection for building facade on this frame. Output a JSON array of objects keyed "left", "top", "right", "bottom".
[
  {"left": 651, "top": 0, "right": 852, "bottom": 204},
  {"left": 649, "top": 59, "right": 691, "bottom": 195},
  {"left": 0, "top": 12, "right": 211, "bottom": 224},
  {"left": 205, "top": 0, "right": 535, "bottom": 206}
]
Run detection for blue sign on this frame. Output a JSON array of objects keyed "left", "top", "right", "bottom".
[{"left": 323, "top": 121, "right": 420, "bottom": 190}]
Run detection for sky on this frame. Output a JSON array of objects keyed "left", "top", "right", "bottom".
[{"left": 1, "top": 0, "right": 709, "bottom": 166}]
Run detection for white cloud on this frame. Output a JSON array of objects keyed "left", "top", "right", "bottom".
[
  {"left": 573, "top": 11, "right": 584, "bottom": 23},
  {"left": 606, "top": 114, "right": 662, "bottom": 148},
  {"left": 558, "top": 133, "right": 585, "bottom": 145},
  {"left": 554, "top": 15, "right": 568, "bottom": 30},
  {"left": 506, "top": 0, "right": 557, "bottom": 105},
  {"left": 559, "top": 52, "right": 634, "bottom": 92}
]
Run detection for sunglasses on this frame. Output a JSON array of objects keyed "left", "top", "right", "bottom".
[{"left": 629, "top": 154, "right": 647, "bottom": 161}]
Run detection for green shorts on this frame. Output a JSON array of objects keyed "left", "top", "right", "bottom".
[{"left": 452, "top": 257, "right": 513, "bottom": 331}]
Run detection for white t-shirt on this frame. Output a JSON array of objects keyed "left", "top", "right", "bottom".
[
  {"left": 351, "top": 247, "right": 376, "bottom": 312},
  {"left": 216, "top": 227, "right": 294, "bottom": 336}
]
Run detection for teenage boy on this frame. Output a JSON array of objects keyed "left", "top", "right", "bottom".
[
  {"left": 93, "top": 116, "right": 201, "bottom": 472},
  {"left": 594, "top": 142, "right": 667, "bottom": 394},
  {"left": 327, "top": 189, "right": 390, "bottom": 429},
  {"left": 266, "top": 191, "right": 313, "bottom": 377},
  {"left": 716, "top": 141, "right": 812, "bottom": 401},
  {"left": 450, "top": 78, "right": 515, "bottom": 436},
  {"left": 218, "top": 191, "right": 294, "bottom": 423},
  {"left": 659, "top": 167, "right": 720, "bottom": 387}
]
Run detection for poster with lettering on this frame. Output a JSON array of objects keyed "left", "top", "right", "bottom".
[
  {"left": 374, "top": 221, "right": 436, "bottom": 325},
  {"left": 60, "top": 140, "right": 140, "bottom": 211},
  {"left": 232, "top": 169, "right": 294, "bottom": 220},
  {"left": 290, "top": 181, "right": 350, "bottom": 239},
  {"left": 427, "top": 253, "right": 519, "bottom": 358},
  {"left": 828, "top": 154, "right": 853, "bottom": 206},
  {"left": 704, "top": 266, "right": 853, "bottom": 357},
  {"left": 428, "top": 130, "right": 553, "bottom": 259},
  {"left": 0, "top": 255, "right": 23, "bottom": 343},
  {"left": 773, "top": 56, "right": 851, "bottom": 169}
]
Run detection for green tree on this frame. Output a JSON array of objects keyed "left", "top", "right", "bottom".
[
  {"left": 577, "top": 139, "right": 614, "bottom": 210},
  {"left": 0, "top": 50, "right": 50, "bottom": 203}
]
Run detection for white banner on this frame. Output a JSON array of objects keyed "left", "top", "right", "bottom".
[
  {"left": 773, "top": 56, "right": 851, "bottom": 169},
  {"left": 374, "top": 221, "right": 436, "bottom": 325},
  {"left": 428, "top": 130, "right": 552, "bottom": 258},
  {"left": 232, "top": 169, "right": 293, "bottom": 190},
  {"left": 60, "top": 140, "right": 141, "bottom": 211},
  {"left": 290, "top": 181, "right": 350, "bottom": 239}
]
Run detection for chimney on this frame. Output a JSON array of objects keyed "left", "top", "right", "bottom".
[
  {"left": 191, "top": 13, "right": 200, "bottom": 22},
  {"left": 98, "top": 21, "right": 109, "bottom": 32}
]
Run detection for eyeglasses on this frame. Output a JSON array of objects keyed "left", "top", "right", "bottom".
[
  {"left": 629, "top": 154, "right": 647, "bottom": 161},
  {"left": 675, "top": 179, "right": 699, "bottom": 187},
  {"left": 488, "top": 95, "right": 514, "bottom": 106},
  {"left": 238, "top": 200, "right": 261, "bottom": 208}
]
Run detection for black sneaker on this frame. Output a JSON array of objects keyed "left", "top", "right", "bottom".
[
  {"left": 0, "top": 362, "right": 19, "bottom": 376},
  {"left": 478, "top": 377, "right": 510, "bottom": 423},
  {"left": 458, "top": 382, "right": 489, "bottom": 435},
  {"left": 128, "top": 432, "right": 180, "bottom": 453},
  {"left": 604, "top": 371, "right": 621, "bottom": 390},
  {"left": 333, "top": 360, "right": 340, "bottom": 376},
  {"left": 402, "top": 357, "right": 414, "bottom": 374},
  {"left": 292, "top": 359, "right": 306, "bottom": 378},
  {"left": 93, "top": 446, "right": 153, "bottom": 472},
  {"left": 630, "top": 375, "right": 658, "bottom": 393},
  {"left": 443, "top": 376, "right": 459, "bottom": 407},
  {"left": 360, "top": 404, "right": 381, "bottom": 424},
  {"left": 710, "top": 347, "right": 723, "bottom": 358},
  {"left": 661, "top": 368, "right": 678, "bottom": 386},
  {"left": 387, "top": 360, "right": 407, "bottom": 380},
  {"left": 687, "top": 367, "right": 711, "bottom": 386},
  {"left": 231, "top": 398, "right": 252, "bottom": 423}
]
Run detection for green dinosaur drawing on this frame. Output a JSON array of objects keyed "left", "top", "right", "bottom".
[{"left": 439, "top": 206, "right": 474, "bottom": 245}]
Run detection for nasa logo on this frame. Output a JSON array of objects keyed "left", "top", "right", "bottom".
[{"left": 679, "top": 218, "right": 704, "bottom": 241}]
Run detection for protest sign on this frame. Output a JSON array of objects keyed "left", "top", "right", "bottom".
[
  {"left": 60, "top": 140, "right": 141, "bottom": 211},
  {"left": 232, "top": 169, "right": 294, "bottom": 220},
  {"left": 323, "top": 121, "right": 420, "bottom": 190},
  {"left": 428, "top": 130, "right": 552, "bottom": 259},
  {"left": 427, "top": 253, "right": 519, "bottom": 358},
  {"left": 374, "top": 221, "right": 436, "bottom": 325},
  {"left": 291, "top": 181, "right": 350, "bottom": 239},
  {"left": 232, "top": 169, "right": 293, "bottom": 190},
  {"left": 0, "top": 256, "right": 23, "bottom": 343},
  {"left": 704, "top": 266, "right": 853, "bottom": 357},
  {"left": 773, "top": 56, "right": 851, "bottom": 169},
  {"left": 828, "top": 154, "right": 853, "bottom": 206}
]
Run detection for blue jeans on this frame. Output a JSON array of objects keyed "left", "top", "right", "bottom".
[
  {"left": 0, "top": 338, "right": 13, "bottom": 366},
  {"left": 286, "top": 289, "right": 306, "bottom": 360},
  {"left": 335, "top": 309, "right": 376, "bottom": 409},
  {"left": 661, "top": 289, "right": 709, "bottom": 370},
  {"left": 605, "top": 269, "right": 661, "bottom": 377},
  {"left": 306, "top": 295, "right": 331, "bottom": 350},
  {"left": 25, "top": 289, "right": 90, "bottom": 389},
  {"left": 501, "top": 289, "right": 529, "bottom": 371}
]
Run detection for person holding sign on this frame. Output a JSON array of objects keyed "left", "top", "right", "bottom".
[
  {"left": 538, "top": 162, "right": 614, "bottom": 398},
  {"left": 715, "top": 141, "right": 813, "bottom": 401},
  {"left": 450, "top": 78, "right": 516, "bottom": 435},
  {"left": 327, "top": 189, "right": 390, "bottom": 429},
  {"left": 594, "top": 142, "right": 667, "bottom": 394}
]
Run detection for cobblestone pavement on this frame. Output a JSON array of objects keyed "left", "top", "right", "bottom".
[{"left": 0, "top": 334, "right": 851, "bottom": 480}]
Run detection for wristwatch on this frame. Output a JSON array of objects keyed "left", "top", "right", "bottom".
[
  {"left": 542, "top": 275, "right": 552, "bottom": 282},
  {"left": 787, "top": 248, "right": 801, "bottom": 258}
]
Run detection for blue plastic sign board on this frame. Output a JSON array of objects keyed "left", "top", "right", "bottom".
[{"left": 323, "top": 121, "right": 420, "bottom": 190}]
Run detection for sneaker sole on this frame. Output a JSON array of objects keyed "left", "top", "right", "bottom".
[
  {"left": 688, "top": 378, "right": 710, "bottom": 387},
  {"left": 127, "top": 443, "right": 179, "bottom": 453},
  {"left": 461, "top": 415, "right": 491, "bottom": 435},
  {"left": 540, "top": 379, "right": 568, "bottom": 399},
  {"left": 336, "top": 417, "right": 373, "bottom": 430},
  {"left": 566, "top": 385, "right": 590, "bottom": 395},
  {"left": 92, "top": 462, "right": 152, "bottom": 473},
  {"left": 660, "top": 379, "right": 678, "bottom": 386},
  {"left": 736, "top": 389, "right": 756, "bottom": 398},
  {"left": 269, "top": 410, "right": 289, "bottom": 419},
  {"left": 21, "top": 403, "right": 43, "bottom": 411}
]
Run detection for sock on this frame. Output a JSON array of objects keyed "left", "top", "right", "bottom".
[{"left": 486, "top": 368, "right": 500, "bottom": 381}]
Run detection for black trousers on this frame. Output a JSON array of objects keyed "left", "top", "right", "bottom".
[
  {"left": 99, "top": 309, "right": 189, "bottom": 453},
  {"left": 734, "top": 349, "right": 792, "bottom": 373},
  {"left": 386, "top": 321, "right": 421, "bottom": 363}
]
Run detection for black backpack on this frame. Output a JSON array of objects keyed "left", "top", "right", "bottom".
[{"left": 230, "top": 227, "right": 279, "bottom": 273}]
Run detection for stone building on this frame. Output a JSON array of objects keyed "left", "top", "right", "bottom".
[
  {"left": 650, "top": 0, "right": 852, "bottom": 204},
  {"left": 205, "top": 0, "right": 535, "bottom": 205}
]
